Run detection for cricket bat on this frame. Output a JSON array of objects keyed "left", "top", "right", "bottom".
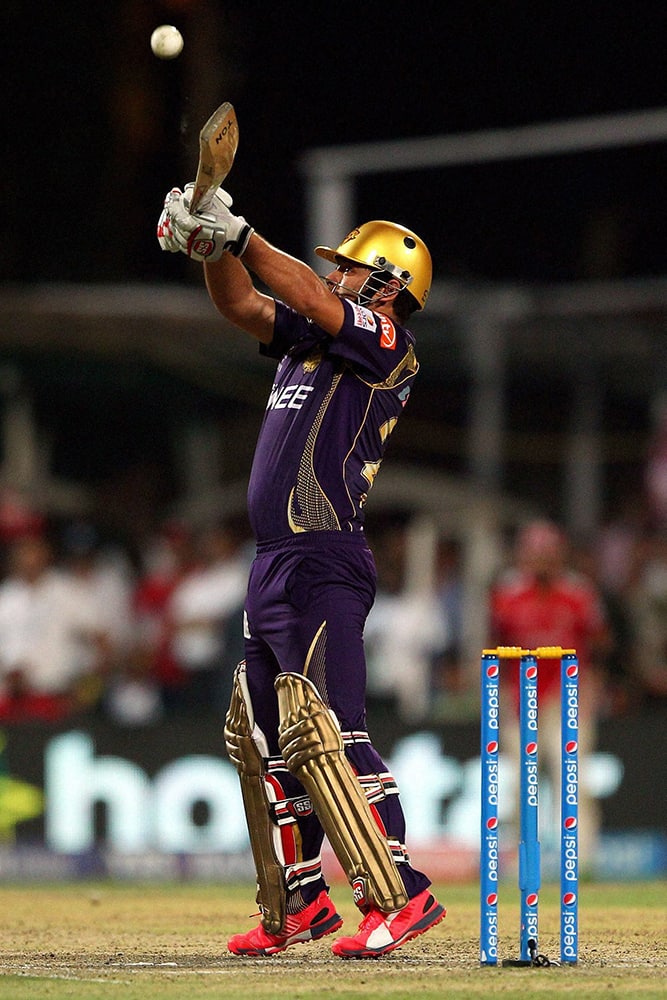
[{"left": 189, "top": 101, "right": 239, "bottom": 214}]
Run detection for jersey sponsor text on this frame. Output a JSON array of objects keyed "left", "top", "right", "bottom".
[
  {"left": 266, "top": 383, "right": 316, "bottom": 411},
  {"left": 351, "top": 304, "right": 378, "bottom": 331}
]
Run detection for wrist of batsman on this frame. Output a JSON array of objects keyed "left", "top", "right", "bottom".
[{"left": 184, "top": 221, "right": 253, "bottom": 259}]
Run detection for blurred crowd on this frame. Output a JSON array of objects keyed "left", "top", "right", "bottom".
[
  {"left": 0, "top": 499, "right": 253, "bottom": 727},
  {"left": 0, "top": 486, "right": 665, "bottom": 730},
  {"left": 364, "top": 492, "right": 667, "bottom": 728}
]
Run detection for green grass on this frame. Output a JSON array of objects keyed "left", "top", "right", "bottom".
[{"left": 0, "top": 880, "right": 665, "bottom": 999}]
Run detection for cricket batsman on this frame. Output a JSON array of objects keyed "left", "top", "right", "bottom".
[{"left": 157, "top": 183, "right": 446, "bottom": 958}]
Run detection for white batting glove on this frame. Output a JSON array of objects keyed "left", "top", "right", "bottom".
[
  {"left": 157, "top": 184, "right": 254, "bottom": 262},
  {"left": 156, "top": 188, "right": 183, "bottom": 253}
]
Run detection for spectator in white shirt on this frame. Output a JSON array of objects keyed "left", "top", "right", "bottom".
[
  {"left": 168, "top": 517, "right": 251, "bottom": 712},
  {"left": 0, "top": 532, "right": 108, "bottom": 722}
]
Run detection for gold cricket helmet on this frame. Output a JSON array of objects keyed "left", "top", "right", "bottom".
[{"left": 315, "top": 220, "right": 432, "bottom": 311}]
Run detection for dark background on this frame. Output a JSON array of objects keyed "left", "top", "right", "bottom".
[{"left": 3, "top": 0, "right": 666, "bottom": 286}]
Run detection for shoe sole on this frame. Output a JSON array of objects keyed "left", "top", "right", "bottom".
[
  {"left": 230, "top": 912, "right": 344, "bottom": 957},
  {"left": 332, "top": 904, "right": 446, "bottom": 959}
]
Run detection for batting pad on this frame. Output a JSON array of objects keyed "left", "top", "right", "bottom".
[
  {"left": 276, "top": 671, "right": 408, "bottom": 913},
  {"left": 225, "top": 662, "right": 286, "bottom": 933}
]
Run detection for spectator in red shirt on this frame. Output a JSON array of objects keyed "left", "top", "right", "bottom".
[{"left": 489, "top": 519, "right": 610, "bottom": 869}]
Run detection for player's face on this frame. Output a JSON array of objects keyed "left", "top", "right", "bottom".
[{"left": 325, "top": 262, "right": 375, "bottom": 303}]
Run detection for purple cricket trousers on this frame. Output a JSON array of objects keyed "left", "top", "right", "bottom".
[{"left": 242, "top": 530, "right": 431, "bottom": 904}]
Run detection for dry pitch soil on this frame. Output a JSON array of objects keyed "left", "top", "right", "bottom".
[{"left": 0, "top": 881, "right": 664, "bottom": 998}]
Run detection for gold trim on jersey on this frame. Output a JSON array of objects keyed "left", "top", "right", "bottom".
[
  {"left": 379, "top": 418, "right": 397, "bottom": 443},
  {"left": 361, "top": 461, "right": 382, "bottom": 488},
  {"left": 287, "top": 372, "right": 343, "bottom": 533},
  {"left": 341, "top": 390, "right": 375, "bottom": 521},
  {"left": 286, "top": 341, "right": 417, "bottom": 532},
  {"left": 353, "top": 343, "right": 419, "bottom": 390}
]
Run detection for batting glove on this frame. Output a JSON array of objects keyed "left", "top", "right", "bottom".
[
  {"left": 157, "top": 184, "right": 254, "bottom": 262},
  {"left": 157, "top": 188, "right": 183, "bottom": 253}
]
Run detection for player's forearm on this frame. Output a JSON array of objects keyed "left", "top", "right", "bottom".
[
  {"left": 242, "top": 234, "right": 341, "bottom": 332},
  {"left": 204, "top": 253, "right": 274, "bottom": 342}
]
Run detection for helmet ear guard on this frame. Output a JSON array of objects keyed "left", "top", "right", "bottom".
[{"left": 315, "top": 220, "right": 432, "bottom": 311}]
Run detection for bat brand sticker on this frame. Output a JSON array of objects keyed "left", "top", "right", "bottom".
[
  {"left": 214, "top": 117, "right": 236, "bottom": 144},
  {"left": 379, "top": 315, "right": 396, "bottom": 349}
]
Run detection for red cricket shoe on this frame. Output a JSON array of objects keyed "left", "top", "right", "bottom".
[
  {"left": 331, "top": 888, "right": 446, "bottom": 959},
  {"left": 228, "top": 890, "right": 343, "bottom": 957}
]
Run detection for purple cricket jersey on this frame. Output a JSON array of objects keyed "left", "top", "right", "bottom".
[{"left": 247, "top": 298, "right": 419, "bottom": 542}]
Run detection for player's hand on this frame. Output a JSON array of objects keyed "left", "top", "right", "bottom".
[
  {"left": 182, "top": 183, "right": 251, "bottom": 261},
  {"left": 157, "top": 188, "right": 183, "bottom": 253},
  {"left": 156, "top": 188, "right": 183, "bottom": 253},
  {"left": 157, "top": 184, "right": 254, "bottom": 262}
]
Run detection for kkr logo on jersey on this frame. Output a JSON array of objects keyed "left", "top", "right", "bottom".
[
  {"left": 266, "top": 383, "right": 315, "bottom": 411},
  {"left": 303, "top": 348, "right": 324, "bottom": 372}
]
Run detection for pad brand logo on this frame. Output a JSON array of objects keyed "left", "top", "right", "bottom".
[
  {"left": 291, "top": 797, "right": 314, "bottom": 817},
  {"left": 379, "top": 314, "right": 396, "bottom": 349},
  {"left": 351, "top": 304, "right": 377, "bottom": 331},
  {"left": 351, "top": 877, "right": 369, "bottom": 908}
]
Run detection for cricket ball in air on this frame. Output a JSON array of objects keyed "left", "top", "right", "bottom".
[{"left": 150, "top": 25, "right": 184, "bottom": 60}]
